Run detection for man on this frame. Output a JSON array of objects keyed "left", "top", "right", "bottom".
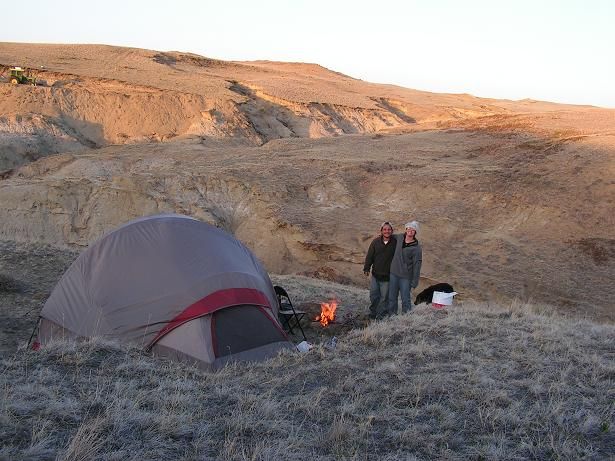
[
  {"left": 363, "top": 222, "right": 397, "bottom": 319},
  {"left": 388, "top": 221, "right": 422, "bottom": 315}
]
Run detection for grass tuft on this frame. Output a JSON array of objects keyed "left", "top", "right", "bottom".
[{"left": 0, "top": 273, "right": 21, "bottom": 293}]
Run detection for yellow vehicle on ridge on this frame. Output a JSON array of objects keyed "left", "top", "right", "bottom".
[{"left": 8, "top": 66, "right": 37, "bottom": 85}]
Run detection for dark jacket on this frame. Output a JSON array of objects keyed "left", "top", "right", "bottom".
[
  {"left": 389, "top": 234, "right": 422, "bottom": 288},
  {"left": 363, "top": 235, "right": 397, "bottom": 281}
]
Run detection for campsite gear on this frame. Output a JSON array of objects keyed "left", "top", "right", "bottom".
[
  {"left": 274, "top": 285, "right": 307, "bottom": 341},
  {"left": 35, "top": 214, "right": 294, "bottom": 370},
  {"left": 414, "top": 283, "right": 455, "bottom": 305},
  {"left": 296, "top": 340, "right": 313, "bottom": 352},
  {"left": 432, "top": 291, "right": 458, "bottom": 309},
  {"left": 324, "top": 336, "right": 338, "bottom": 350}
]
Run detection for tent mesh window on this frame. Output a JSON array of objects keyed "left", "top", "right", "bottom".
[{"left": 213, "top": 305, "right": 285, "bottom": 357}]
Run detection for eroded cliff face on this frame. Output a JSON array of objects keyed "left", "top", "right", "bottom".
[
  {"left": 1, "top": 130, "right": 613, "bottom": 320},
  {"left": 0, "top": 76, "right": 437, "bottom": 170},
  {"left": 0, "top": 43, "right": 526, "bottom": 170}
]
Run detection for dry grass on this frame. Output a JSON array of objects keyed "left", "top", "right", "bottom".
[
  {"left": 1, "top": 276, "right": 613, "bottom": 460},
  {"left": 0, "top": 273, "right": 21, "bottom": 293}
]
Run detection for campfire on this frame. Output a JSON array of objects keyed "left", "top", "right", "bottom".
[{"left": 316, "top": 300, "right": 338, "bottom": 326}]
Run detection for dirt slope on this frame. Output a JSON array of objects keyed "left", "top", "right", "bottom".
[
  {"left": 1, "top": 128, "right": 613, "bottom": 320},
  {"left": 0, "top": 42, "right": 583, "bottom": 170}
]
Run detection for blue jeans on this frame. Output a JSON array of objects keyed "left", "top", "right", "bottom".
[
  {"left": 369, "top": 276, "right": 389, "bottom": 318},
  {"left": 388, "top": 273, "right": 413, "bottom": 314}
]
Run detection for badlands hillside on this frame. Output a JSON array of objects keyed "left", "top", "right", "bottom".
[
  {"left": 0, "top": 42, "right": 614, "bottom": 321},
  {"left": 1, "top": 243, "right": 614, "bottom": 459}
]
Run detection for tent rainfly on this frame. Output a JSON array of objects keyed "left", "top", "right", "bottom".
[{"left": 35, "top": 214, "right": 294, "bottom": 370}]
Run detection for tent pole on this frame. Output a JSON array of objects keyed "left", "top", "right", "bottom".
[{"left": 26, "top": 317, "right": 41, "bottom": 349}]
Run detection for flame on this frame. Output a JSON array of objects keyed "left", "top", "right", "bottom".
[{"left": 316, "top": 300, "right": 337, "bottom": 326}]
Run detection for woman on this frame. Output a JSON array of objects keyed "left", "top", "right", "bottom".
[{"left": 388, "top": 221, "right": 422, "bottom": 315}]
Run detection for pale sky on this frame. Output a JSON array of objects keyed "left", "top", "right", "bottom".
[{"left": 3, "top": 0, "right": 614, "bottom": 108}]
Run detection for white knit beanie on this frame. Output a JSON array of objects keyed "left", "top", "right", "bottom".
[{"left": 405, "top": 221, "right": 419, "bottom": 232}]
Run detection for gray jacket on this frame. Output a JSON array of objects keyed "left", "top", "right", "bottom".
[{"left": 389, "top": 234, "right": 422, "bottom": 288}]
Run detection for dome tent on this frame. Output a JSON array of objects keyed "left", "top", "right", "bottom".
[{"left": 36, "top": 214, "right": 293, "bottom": 370}]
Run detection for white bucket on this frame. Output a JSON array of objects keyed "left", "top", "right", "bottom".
[{"left": 432, "top": 291, "right": 457, "bottom": 308}]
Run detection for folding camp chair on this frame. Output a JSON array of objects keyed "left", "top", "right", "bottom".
[{"left": 274, "top": 285, "right": 307, "bottom": 341}]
